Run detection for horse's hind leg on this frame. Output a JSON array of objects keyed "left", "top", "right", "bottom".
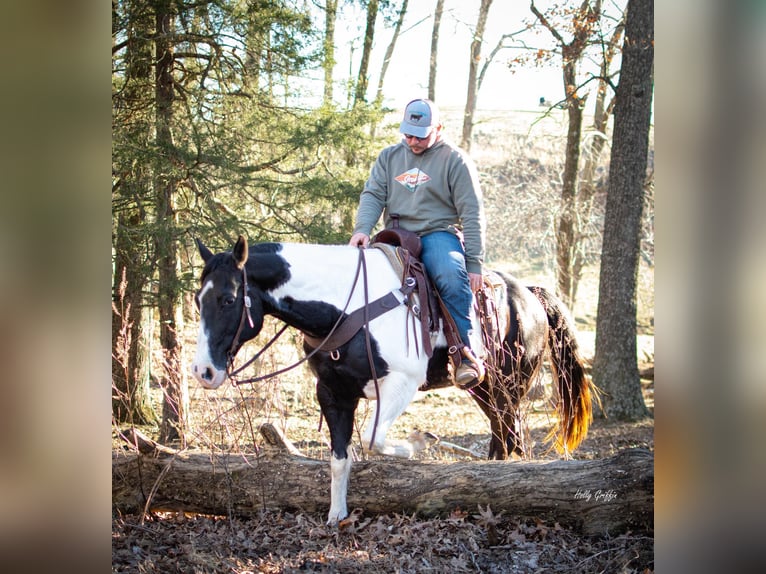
[
  {"left": 469, "top": 374, "right": 522, "bottom": 460},
  {"left": 361, "top": 371, "right": 424, "bottom": 458},
  {"left": 469, "top": 374, "right": 514, "bottom": 460}
]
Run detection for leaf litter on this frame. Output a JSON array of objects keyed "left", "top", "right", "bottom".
[{"left": 113, "top": 505, "right": 652, "bottom": 573}]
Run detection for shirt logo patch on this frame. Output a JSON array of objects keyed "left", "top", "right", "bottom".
[{"left": 394, "top": 168, "right": 431, "bottom": 192}]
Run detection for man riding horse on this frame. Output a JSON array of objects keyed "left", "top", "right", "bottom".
[{"left": 348, "top": 98, "right": 486, "bottom": 389}]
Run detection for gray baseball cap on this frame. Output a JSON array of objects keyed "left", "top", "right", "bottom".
[{"left": 399, "top": 99, "right": 440, "bottom": 138}]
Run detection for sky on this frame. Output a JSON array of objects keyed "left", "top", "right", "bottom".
[{"left": 329, "top": 0, "right": 614, "bottom": 113}]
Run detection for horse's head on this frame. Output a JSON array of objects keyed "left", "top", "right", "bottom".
[{"left": 192, "top": 235, "right": 265, "bottom": 389}]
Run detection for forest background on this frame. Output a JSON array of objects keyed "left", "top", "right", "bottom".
[
  {"left": 111, "top": 0, "right": 654, "bottom": 443},
  {"left": 2, "top": 0, "right": 766, "bottom": 571},
  {"left": 107, "top": 2, "right": 661, "bottom": 570}
]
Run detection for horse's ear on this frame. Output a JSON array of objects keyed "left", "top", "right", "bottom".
[
  {"left": 196, "top": 238, "right": 214, "bottom": 263},
  {"left": 233, "top": 235, "right": 248, "bottom": 269}
]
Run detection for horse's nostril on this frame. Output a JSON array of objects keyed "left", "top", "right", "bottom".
[
  {"left": 193, "top": 365, "right": 198, "bottom": 373},
  {"left": 203, "top": 367, "right": 213, "bottom": 381}
]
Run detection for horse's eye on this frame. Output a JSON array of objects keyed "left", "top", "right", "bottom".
[{"left": 222, "top": 295, "right": 236, "bottom": 307}]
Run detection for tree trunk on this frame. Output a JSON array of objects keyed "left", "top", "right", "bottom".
[
  {"left": 592, "top": 0, "right": 653, "bottom": 420},
  {"left": 428, "top": 0, "right": 445, "bottom": 102},
  {"left": 112, "top": 225, "right": 156, "bottom": 427},
  {"left": 461, "top": 0, "right": 493, "bottom": 152},
  {"left": 154, "top": 1, "right": 188, "bottom": 444},
  {"left": 530, "top": 0, "right": 601, "bottom": 308},
  {"left": 323, "top": 0, "right": 338, "bottom": 106},
  {"left": 112, "top": 0, "right": 157, "bottom": 427},
  {"left": 354, "top": 0, "right": 379, "bottom": 107},
  {"left": 571, "top": 20, "right": 624, "bottom": 307},
  {"left": 112, "top": 425, "right": 653, "bottom": 536},
  {"left": 245, "top": 18, "right": 264, "bottom": 88},
  {"left": 375, "top": 0, "right": 408, "bottom": 105},
  {"left": 556, "top": 72, "right": 584, "bottom": 307}
]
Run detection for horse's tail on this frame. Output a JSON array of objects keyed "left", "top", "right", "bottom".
[{"left": 528, "top": 286, "right": 597, "bottom": 455}]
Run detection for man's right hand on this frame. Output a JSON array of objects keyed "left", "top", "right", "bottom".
[{"left": 348, "top": 232, "right": 370, "bottom": 248}]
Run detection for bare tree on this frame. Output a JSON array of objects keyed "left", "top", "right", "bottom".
[
  {"left": 530, "top": 0, "right": 602, "bottom": 307},
  {"left": 323, "top": 0, "right": 338, "bottom": 106},
  {"left": 375, "top": 0, "right": 409, "bottom": 104},
  {"left": 428, "top": 0, "right": 445, "bottom": 101},
  {"left": 354, "top": 0, "right": 379, "bottom": 107},
  {"left": 572, "top": 17, "right": 624, "bottom": 304},
  {"left": 592, "top": 0, "right": 653, "bottom": 420},
  {"left": 461, "top": 0, "right": 493, "bottom": 151}
]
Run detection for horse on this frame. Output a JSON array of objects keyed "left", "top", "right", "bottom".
[{"left": 191, "top": 235, "right": 595, "bottom": 525}]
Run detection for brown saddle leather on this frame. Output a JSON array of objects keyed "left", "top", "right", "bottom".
[
  {"left": 371, "top": 213, "right": 422, "bottom": 258},
  {"left": 371, "top": 215, "right": 464, "bottom": 367}
]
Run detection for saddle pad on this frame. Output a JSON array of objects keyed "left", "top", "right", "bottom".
[{"left": 371, "top": 242, "right": 406, "bottom": 282}]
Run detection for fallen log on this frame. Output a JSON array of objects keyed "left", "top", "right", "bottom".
[{"left": 112, "top": 424, "right": 653, "bottom": 536}]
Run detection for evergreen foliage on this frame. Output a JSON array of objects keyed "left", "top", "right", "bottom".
[{"left": 112, "top": 0, "right": 386, "bottom": 428}]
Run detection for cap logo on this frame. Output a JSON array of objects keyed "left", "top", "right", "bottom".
[{"left": 409, "top": 113, "right": 423, "bottom": 121}]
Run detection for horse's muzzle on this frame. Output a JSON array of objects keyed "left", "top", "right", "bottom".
[{"left": 192, "top": 362, "right": 227, "bottom": 389}]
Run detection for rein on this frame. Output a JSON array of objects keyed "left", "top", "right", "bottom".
[
  {"left": 360, "top": 248, "right": 382, "bottom": 451},
  {"left": 225, "top": 247, "right": 406, "bottom": 451},
  {"left": 226, "top": 248, "right": 366, "bottom": 386}
]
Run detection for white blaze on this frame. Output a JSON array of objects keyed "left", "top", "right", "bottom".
[{"left": 191, "top": 280, "right": 227, "bottom": 389}]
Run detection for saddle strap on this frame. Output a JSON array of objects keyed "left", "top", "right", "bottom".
[
  {"left": 372, "top": 243, "right": 436, "bottom": 359},
  {"left": 404, "top": 255, "right": 435, "bottom": 358},
  {"left": 434, "top": 289, "right": 465, "bottom": 369},
  {"left": 476, "top": 277, "right": 503, "bottom": 362},
  {"left": 303, "top": 280, "right": 416, "bottom": 352}
]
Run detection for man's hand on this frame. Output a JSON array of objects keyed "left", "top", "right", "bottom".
[
  {"left": 349, "top": 232, "right": 370, "bottom": 248},
  {"left": 468, "top": 272, "right": 483, "bottom": 292}
]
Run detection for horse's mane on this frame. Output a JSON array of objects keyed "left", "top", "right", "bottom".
[{"left": 200, "top": 241, "right": 283, "bottom": 282}]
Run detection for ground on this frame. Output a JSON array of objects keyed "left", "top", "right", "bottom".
[
  {"left": 112, "top": 501, "right": 653, "bottom": 573},
  {"left": 112, "top": 419, "right": 653, "bottom": 573}
]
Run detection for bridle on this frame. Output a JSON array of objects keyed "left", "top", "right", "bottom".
[
  {"left": 225, "top": 248, "right": 368, "bottom": 386},
  {"left": 227, "top": 264, "right": 255, "bottom": 362}
]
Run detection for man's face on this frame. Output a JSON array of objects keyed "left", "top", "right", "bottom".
[{"left": 402, "top": 127, "right": 440, "bottom": 155}]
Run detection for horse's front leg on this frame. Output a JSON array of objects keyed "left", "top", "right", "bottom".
[
  {"left": 316, "top": 380, "right": 357, "bottom": 526},
  {"left": 328, "top": 446, "right": 352, "bottom": 524},
  {"left": 361, "top": 371, "right": 424, "bottom": 458}
]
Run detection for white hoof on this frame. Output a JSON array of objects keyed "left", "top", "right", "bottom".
[{"left": 326, "top": 508, "right": 348, "bottom": 526}]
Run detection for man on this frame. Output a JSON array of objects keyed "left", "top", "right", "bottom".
[{"left": 348, "top": 98, "right": 487, "bottom": 388}]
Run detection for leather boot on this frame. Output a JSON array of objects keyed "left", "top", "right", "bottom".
[{"left": 454, "top": 348, "right": 485, "bottom": 390}]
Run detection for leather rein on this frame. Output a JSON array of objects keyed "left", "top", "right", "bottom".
[{"left": 226, "top": 247, "right": 416, "bottom": 389}]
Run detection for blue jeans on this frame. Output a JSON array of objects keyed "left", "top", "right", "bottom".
[{"left": 419, "top": 231, "right": 473, "bottom": 349}]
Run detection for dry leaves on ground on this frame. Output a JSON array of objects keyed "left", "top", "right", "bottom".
[{"left": 112, "top": 507, "right": 653, "bottom": 573}]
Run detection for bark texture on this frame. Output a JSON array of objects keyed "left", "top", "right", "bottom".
[
  {"left": 593, "top": 0, "right": 653, "bottom": 420},
  {"left": 113, "top": 425, "right": 653, "bottom": 536}
]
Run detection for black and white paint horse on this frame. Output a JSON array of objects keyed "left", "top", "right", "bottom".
[{"left": 192, "top": 235, "right": 594, "bottom": 525}]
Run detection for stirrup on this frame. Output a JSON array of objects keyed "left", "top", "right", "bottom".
[{"left": 453, "top": 348, "right": 485, "bottom": 390}]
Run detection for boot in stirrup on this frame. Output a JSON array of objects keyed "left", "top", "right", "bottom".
[{"left": 454, "top": 347, "right": 485, "bottom": 390}]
